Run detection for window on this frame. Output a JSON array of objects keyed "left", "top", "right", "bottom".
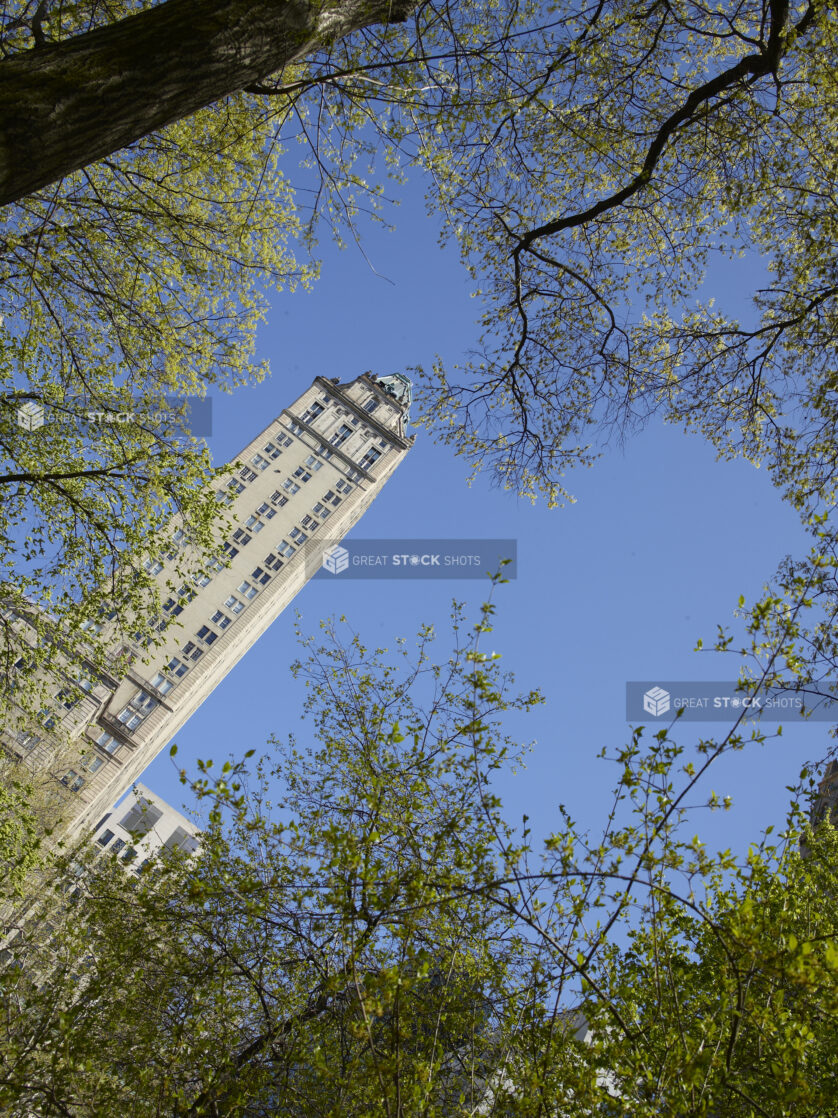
[
  {"left": 162, "top": 597, "right": 183, "bottom": 618},
  {"left": 117, "top": 708, "right": 143, "bottom": 730},
  {"left": 165, "top": 826, "right": 200, "bottom": 857},
  {"left": 301, "top": 401, "right": 325, "bottom": 424},
  {"left": 301, "top": 515, "right": 319, "bottom": 531},
  {"left": 122, "top": 846, "right": 138, "bottom": 864},
  {"left": 282, "top": 479, "right": 300, "bottom": 495},
  {"left": 289, "top": 528, "right": 308, "bottom": 544},
  {"left": 336, "top": 479, "right": 353, "bottom": 494},
  {"left": 130, "top": 690, "right": 157, "bottom": 713},
  {"left": 40, "top": 710, "right": 57, "bottom": 731},
  {"left": 331, "top": 424, "right": 352, "bottom": 447},
  {"left": 251, "top": 566, "right": 271, "bottom": 586},
  {"left": 96, "top": 829, "right": 114, "bottom": 847},
  {"left": 232, "top": 528, "right": 252, "bottom": 546},
  {"left": 312, "top": 502, "right": 331, "bottom": 519},
  {"left": 74, "top": 671, "right": 95, "bottom": 693},
  {"left": 84, "top": 755, "right": 105, "bottom": 774},
  {"left": 263, "top": 441, "right": 283, "bottom": 460},
  {"left": 62, "top": 770, "right": 84, "bottom": 792},
  {"left": 215, "top": 488, "right": 232, "bottom": 505},
  {"left": 172, "top": 528, "right": 186, "bottom": 545},
  {"left": 143, "top": 557, "right": 164, "bottom": 576},
  {"left": 197, "top": 625, "right": 218, "bottom": 645},
  {"left": 16, "top": 730, "right": 40, "bottom": 752},
  {"left": 255, "top": 501, "right": 276, "bottom": 520},
  {"left": 182, "top": 642, "right": 203, "bottom": 662},
  {"left": 347, "top": 469, "right": 363, "bottom": 483},
  {"left": 149, "top": 671, "right": 174, "bottom": 695},
  {"left": 222, "top": 543, "right": 239, "bottom": 560},
  {"left": 237, "top": 580, "right": 257, "bottom": 600},
  {"left": 193, "top": 572, "right": 211, "bottom": 587},
  {"left": 264, "top": 553, "right": 284, "bottom": 572},
  {"left": 293, "top": 467, "right": 312, "bottom": 483},
  {"left": 211, "top": 610, "right": 232, "bottom": 630},
  {"left": 166, "top": 656, "right": 188, "bottom": 678},
  {"left": 97, "top": 731, "right": 120, "bottom": 753},
  {"left": 227, "top": 479, "right": 245, "bottom": 496},
  {"left": 239, "top": 466, "right": 257, "bottom": 483},
  {"left": 244, "top": 515, "right": 265, "bottom": 533},
  {"left": 359, "top": 447, "right": 382, "bottom": 471},
  {"left": 364, "top": 396, "right": 379, "bottom": 413},
  {"left": 224, "top": 595, "right": 245, "bottom": 615},
  {"left": 270, "top": 490, "right": 289, "bottom": 507},
  {"left": 80, "top": 617, "right": 104, "bottom": 634},
  {"left": 304, "top": 454, "right": 323, "bottom": 472},
  {"left": 277, "top": 540, "right": 295, "bottom": 557},
  {"left": 251, "top": 453, "right": 269, "bottom": 471},
  {"left": 111, "top": 838, "right": 126, "bottom": 855},
  {"left": 58, "top": 687, "right": 80, "bottom": 710},
  {"left": 207, "top": 557, "right": 225, "bottom": 573},
  {"left": 289, "top": 421, "right": 306, "bottom": 436}
]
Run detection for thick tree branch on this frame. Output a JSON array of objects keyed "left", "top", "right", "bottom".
[
  {"left": 0, "top": 0, "right": 416, "bottom": 206},
  {"left": 513, "top": 0, "right": 817, "bottom": 257},
  {"left": 0, "top": 461, "right": 147, "bottom": 485}
]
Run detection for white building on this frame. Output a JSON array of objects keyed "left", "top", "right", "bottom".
[
  {"left": 90, "top": 783, "right": 200, "bottom": 875},
  {"left": 2, "top": 373, "right": 413, "bottom": 841}
]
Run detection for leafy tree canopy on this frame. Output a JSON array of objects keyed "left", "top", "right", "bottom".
[
  {"left": 1, "top": 0, "right": 834, "bottom": 517},
  {"left": 3, "top": 590, "right": 838, "bottom": 1116}
]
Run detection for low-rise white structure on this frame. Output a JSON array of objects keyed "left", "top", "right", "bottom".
[{"left": 91, "top": 783, "right": 200, "bottom": 874}]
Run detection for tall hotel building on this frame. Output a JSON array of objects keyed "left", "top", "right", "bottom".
[{"left": 2, "top": 373, "right": 413, "bottom": 841}]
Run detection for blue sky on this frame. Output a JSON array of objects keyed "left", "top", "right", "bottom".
[{"left": 139, "top": 174, "right": 821, "bottom": 859}]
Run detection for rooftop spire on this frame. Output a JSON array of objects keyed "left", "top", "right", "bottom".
[{"left": 373, "top": 373, "right": 412, "bottom": 418}]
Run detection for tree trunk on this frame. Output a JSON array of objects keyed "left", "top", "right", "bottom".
[{"left": 0, "top": 0, "right": 415, "bottom": 206}]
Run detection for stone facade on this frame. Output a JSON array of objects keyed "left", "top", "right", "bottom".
[{"left": 2, "top": 373, "right": 412, "bottom": 841}]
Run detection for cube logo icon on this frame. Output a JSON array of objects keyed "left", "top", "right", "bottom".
[
  {"left": 322, "top": 544, "right": 349, "bottom": 575},
  {"left": 16, "top": 400, "right": 45, "bottom": 431},
  {"left": 643, "top": 686, "right": 670, "bottom": 716}
]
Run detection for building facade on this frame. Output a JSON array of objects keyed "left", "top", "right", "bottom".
[
  {"left": 2, "top": 373, "right": 413, "bottom": 840},
  {"left": 91, "top": 783, "right": 201, "bottom": 875}
]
